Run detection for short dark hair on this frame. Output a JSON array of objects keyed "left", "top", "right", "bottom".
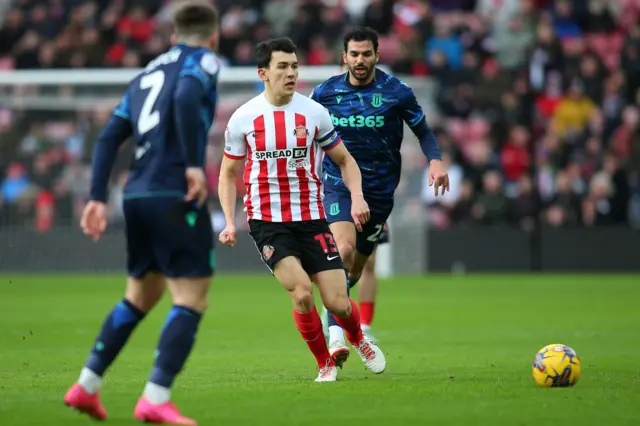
[
  {"left": 343, "top": 27, "right": 379, "bottom": 53},
  {"left": 172, "top": 0, "right": 219, "bottom": 40},
  {"left": 255, "top": 37, "right": 297, "bottom": 69}
]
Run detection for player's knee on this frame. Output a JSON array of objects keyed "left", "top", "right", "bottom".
[
  {"left": 290, "top": 286, "right": 315, "bottom": 312},
  {"left": 125, "top": 275, "right": 165, "bottom": 312},
  {"left": 337, "top": 240, "right": 355, "bottom": 263},
  {"left": 324, "top": 296, "right": 350, "bottom": 318},
  {"left": 168, "top": 277, "right": 211, "bottom": 314}
]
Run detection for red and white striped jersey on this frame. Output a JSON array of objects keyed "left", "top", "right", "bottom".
[{"left": 224, "top": 92, "right": 342, "bottom": 222}]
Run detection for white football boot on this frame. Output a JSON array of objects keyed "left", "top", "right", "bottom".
[
  {"left": 354, "top": 338, "right": 386, "bottom": 374},
  {"left": 314, "top": 360, "right": 338, "bottom": 382},
  {"left": 328, "top": 340, "right": 350, "bottom": 369}
]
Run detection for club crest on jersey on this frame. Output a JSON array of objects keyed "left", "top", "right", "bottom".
[
  {"left": 262, "top": 245, "right": 274, "bottom": 261},
  {"left": 371, "top": 93, "right": 383, "bottom": 108},
  {"left": 293, "top": 125, "right": 309, "bottom": 138}
]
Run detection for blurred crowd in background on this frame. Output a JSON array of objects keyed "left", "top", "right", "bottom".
[{"left": 1, "top": 0, "right": 639, "bottom": 232}]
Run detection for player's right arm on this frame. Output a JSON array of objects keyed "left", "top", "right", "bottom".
[
  {"left": 217, "top": 115, "right": 247, "bottom": 247},
  {"left": 83, "top": 94, "right": 133, "bottom": 241},
  {"left": 173, "top": 52, "right": 220, "bottom": 206}
]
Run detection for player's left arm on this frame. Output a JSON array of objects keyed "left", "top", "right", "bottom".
[
  {"left": 83, "top": 93, "right": 133, "bottom": 241},
  {"left": 398, "top": 83, "right": 450, "bottom": 196},
  {"left": 315, "top": 108, "right": 370, "bottom": 229},
  {"left": 90, "top": 94, "right": 133, "bottom": 203}
]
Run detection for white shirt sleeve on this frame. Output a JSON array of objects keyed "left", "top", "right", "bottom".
[
  {"left": 224, "top": 113, "right": 247, "bottom": 159},
  {"left": 314, "top": 107, "right": 341, "bottom": 151}
]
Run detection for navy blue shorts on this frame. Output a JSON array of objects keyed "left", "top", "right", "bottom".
[
  {"left": 378, "top": 222, "right": 390, "bottom": 245},
  {"left": 323, "top": 186, "right": 392, "bottom": 256},
  {"left": 123, "top": 197, "right": 214, "bottom": 278}
]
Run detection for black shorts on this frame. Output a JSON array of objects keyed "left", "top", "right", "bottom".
[
  {"left": 123, "top": 197, "right": 214, "bottom": 278},
  {"left": 248, "top": 219, "right": 344, "bottom": 275},
  {"left": 377, "top": 222, "right": 390, "bottom": 245}
]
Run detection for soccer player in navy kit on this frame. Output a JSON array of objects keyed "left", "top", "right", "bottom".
[
  {"left": 63, "top": 2, "right": 220, "bottom": 424},
  {"left": 312, "top": 27, "right": 450, "bottom": 366}
]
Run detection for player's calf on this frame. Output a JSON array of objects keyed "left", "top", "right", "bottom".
[
  {"left": 69, "top": 274, "right": 164, "bottom": 409},
  {"left": 274, "top": 257, "right": 335, "bottom": 377},
  {"left": 314, "top": 268, "right": 386, "bottom": 374},
  {"left": 314, "top": 269, "right": 363, "bottom": 344},
  {"left": 141, "top": 277, "right": 211, "bottom": 407}
]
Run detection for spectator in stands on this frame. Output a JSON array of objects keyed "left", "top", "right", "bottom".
[
  {"left": 472, "top": 170, "right": 509, "bottom": 225},
  {"left": 551, "top": 79, "right": 596, "bottom": 138},
  {"left": 1, "top": 162, "right": 30, "bottom": 205}
]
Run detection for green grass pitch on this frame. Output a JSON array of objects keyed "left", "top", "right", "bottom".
[{"left": 0, "top": 273, "right": 638, "bottom": 425}]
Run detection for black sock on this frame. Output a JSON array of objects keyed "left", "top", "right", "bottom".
[
  {"left": 149, "top": 305, "right": 203, "bottom": 388},
  {"left": 85, "top": 299, "right": 145, "bottom": 376}
]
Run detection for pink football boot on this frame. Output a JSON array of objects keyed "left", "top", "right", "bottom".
[
  {"left": 134, "top": 397, "right": 197, "bottom": 425},
  {"left": 64, "top": 383, "right": 108, "bottom": 421}
]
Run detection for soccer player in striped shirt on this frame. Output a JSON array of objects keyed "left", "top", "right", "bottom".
[
  {"left": 312, "top": 27, "right": 450, "bottom": 367},
  {"left": 217, "top": 37, "right": 386, "bottom": 382},
  {"left": 63, "top": 2, "right": 220, "bottom": 424}
]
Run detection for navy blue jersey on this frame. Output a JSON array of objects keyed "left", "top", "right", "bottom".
[
  {"left": 90, "top": 44, "right": 220, "bottom": 202},
  {"left": 311, "top": 68, "right": 439, "bottom": 200}
]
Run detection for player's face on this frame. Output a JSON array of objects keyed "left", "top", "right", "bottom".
[
  {"left": 262, "top": 51, "right": 299, "bottom": 97},
  {"left": 343, "top": 40, "right": 378, "bottom": 83}
]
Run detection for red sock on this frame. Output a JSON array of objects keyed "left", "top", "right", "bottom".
[
  {"left": 360, "top": 301, "right": 375, "bottom": 326},
  {"left": 333, "top": 299, "right": 364, "bottom": 345},
  {"left": 293, "top": 307, "right": 334, "bottom": 369}
]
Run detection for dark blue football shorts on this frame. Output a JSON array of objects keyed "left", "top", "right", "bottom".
[
  {"left": 322, "top": 182, "right": 392, "bottom": 256},
  {"left": 123, "top": 197, "right": 214, "bottom": 278}
]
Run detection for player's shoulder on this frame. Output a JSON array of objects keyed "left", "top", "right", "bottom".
[
  {"left": 377, "top": 68, "right": 413, "bottom": 96},
  {"left": 311, "top": 73, "right": 348, "bottom": 100},
  {"left": 228, "top": 94, "right": 267, "bottom": 128},
  {"left": 293, "top": 92, "right": 327, "bottom": 113},
  {"left": 179, "top": 47, "right": 221, "bottom": 86},
  {"left": 181, "top": 48, "right": 220, "bottom": 75}
]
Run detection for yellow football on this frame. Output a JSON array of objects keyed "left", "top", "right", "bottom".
[{"left": 532, "top": 344, "right": 581, "bottom": 387}]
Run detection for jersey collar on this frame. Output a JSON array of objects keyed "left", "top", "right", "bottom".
[{"left": 343, "top": 68, "right": 378, "bottom": 90}]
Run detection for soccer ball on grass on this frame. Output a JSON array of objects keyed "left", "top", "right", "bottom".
[{"left": 532, "top": 344, "right": 581, "bottom": 387}]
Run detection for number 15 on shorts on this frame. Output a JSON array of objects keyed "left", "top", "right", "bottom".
[{"left": 314, "top": 233, "right": 340, "bottom": 260}]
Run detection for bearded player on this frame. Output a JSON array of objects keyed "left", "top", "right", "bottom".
[{"left": 312, "top": 27, "right": 449, "bottom": 366}]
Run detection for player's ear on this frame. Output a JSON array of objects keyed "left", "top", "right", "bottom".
[
  {"left": 341, "top": 51, "right": 347, "bottom": 65},
  {"left": 258, "top": 67, "right": 268, "bottom": 82},
  {"left": 374, "top": 51, "right": 380, "bottom": 64},
  {"left": 170, "top": 34, "right": 177, "bottom": 45}
]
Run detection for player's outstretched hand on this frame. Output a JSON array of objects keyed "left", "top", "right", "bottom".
[
  {"left": 80, "top": 201, "right": 108, "bottom": 242},
  {"left": 219, "top": 225, "right": 237, "bottom": 247},
  {"left": 185, "top": 167, "right": 208, "bottom": 207},
  {"left": 351, "top": 195, "right": 370, "bottom": 232},
  {"left": 429, "top": 159, "right": 450, "bottom": 197}
]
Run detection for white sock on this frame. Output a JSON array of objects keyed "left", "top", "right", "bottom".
[
  {"left": 78, "top": 367, "right": 102, "bottom": 394},
  {"left": 362, "top": 324, "right": 372, "bottom": 334},
  {"left": 143, "top": 382, "right": 171, "bottom": 405},
  {"left": 328, "top": 325, "right": 346, "bottom": 346}
]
